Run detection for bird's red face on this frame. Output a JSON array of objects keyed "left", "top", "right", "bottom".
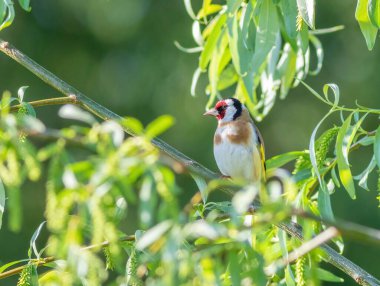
[
  {"left": 203, "top": 98, "right": 242, "bottom": 122},
  {"left": 203, "top": 100, "right": 228, "bottom": 120}
]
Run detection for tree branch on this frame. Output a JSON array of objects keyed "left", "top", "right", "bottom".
[{"left": 0, "top": 39, "right": 379, "bottom": 286}]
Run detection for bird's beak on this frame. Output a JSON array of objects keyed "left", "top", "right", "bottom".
[{"left": 203, "top": 108, "right": 218, "bottom": 117}]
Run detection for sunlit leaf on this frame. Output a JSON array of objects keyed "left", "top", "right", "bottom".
[
  {"left": 17, "top": 86, "right": 29, "bottom": 103},
  {"left": 297, "top": 0, "right": 315, "bottom": 29},
  {"left": 190, "top": 173, "right": 208, "bottom": 203},
  {"left": 145, "top": 115, "right": 175, "bottom": 139},
  {"left": 355, "top": 0, "right": 378, "bottom": 50},
  {"left": 368, "top": 0, "right": 380, "bottom": 28},
  {"left": 200, "top": 14, "right": 227, "bottom": 70},
  {"left": 28, "top": 221, "right": 46, "bottom": 259},
  {"left": 136, "top": 220, "right": 172, "bottom": 250},
  {"left": 58, "top": 104, "right": 97, "bottom": 125},
  {"left": 0, "top": 3, "right": 15, "bottom": 31},
  {"left": 18, "top": 0, "right": 31, "bottom": 12},
  {"left": 336, "top": 113, "right": 357, "bottom": 199},
  {"left": 0, "top": 259, "right": 30, "bottom": 273},
  {"left": 266, "top": 151, "right": 306, "bottom": 171}
]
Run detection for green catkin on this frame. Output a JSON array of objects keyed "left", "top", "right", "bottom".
[
  {"left": 293, "top": 127, "right": 339, "bottom": 174},
  {"left": 126, "top": 247, "right": 142, "bottom": 286},
  {"left": 315, "top": 127, "right": 339, "bottom": 167},
  {"left": 103, "top": 247, "right": 114, "bottom": 270},
  {"left": 296, "top": 257, "right": 306, "bottom": 286},
  {"left": 17, "top": 264, "right": 33, "bottom": 286}
]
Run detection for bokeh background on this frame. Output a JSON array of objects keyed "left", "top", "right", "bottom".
[{"left": 0, "top": 1, "right": 379, "bottom": 285}]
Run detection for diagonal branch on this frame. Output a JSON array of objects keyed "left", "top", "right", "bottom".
[{"left": 0, "top": 39, "right": 379, "bottom": 286}]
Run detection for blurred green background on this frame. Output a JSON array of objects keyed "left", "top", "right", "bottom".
[{"left": 0, "top": 0, "right": 379, "bottom": 285}]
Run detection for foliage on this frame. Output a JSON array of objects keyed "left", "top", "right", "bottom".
[
  {"left": 183, "top": 0, "right": 380, "bottom": 118},
  {"left": 0, "top": 1, "right": 380, "bottom": 286}
]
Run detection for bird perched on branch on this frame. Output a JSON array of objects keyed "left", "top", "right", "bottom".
[{"left": 204, "top": 98, "right": 266, "bottom": 184}]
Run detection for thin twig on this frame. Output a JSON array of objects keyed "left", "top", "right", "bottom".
[
  {"left": 266, "top": 226, "right": 339, "bottom": 276},
  {"left": 10, "top": 96, "right": 79, "bottom": 112},
  {"left": 0, "top": 235, "right": 135, "bottom": 279},
  {"left": 0, "top": 39, "right": 379, "bottom": 286}
]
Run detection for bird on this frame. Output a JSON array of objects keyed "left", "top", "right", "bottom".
[{"left": 203, "top": 98, "right": 266, "bottom": 184}]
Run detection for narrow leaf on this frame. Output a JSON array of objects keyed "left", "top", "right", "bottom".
[
  {"left": 375, "top": 125, "right": 380, "bottom": 168},
  {"left": 190, "top": 173, "right": 208, "bottom": 203},
  {"left": 17, "top": 86, "right": 29, "bottom": 103},
  {"left": 368, "top": 0, "right": 380, "bottom": 28},
  {"left": 29, "top": 221, "right": 46, "bottom": 259},
  {"left": 308, "top": 35, "right": 323, "bottom": 75},
  {"left": 356, "top": 0, "right": 378, "bottom": 50},
  {"left": 316, "top": 267, "right": 344, "bottom": 282},
  {"left": 136, "top": 220, "right": 172, "bottom": 250},
  {"left": 266, "top": 151, "right": 306, "bottom": 171},
  {"left": 335, "top": 114, "right": 356, "bottom": 199},
  {"left": 354, "top": 156, "right": 377, "bottom": 191},
  {"left": 199, "top": 14, "right": 227, "bottom": 70},
  {"left": 18, "top": 0, "right": 31, "bottom": 12},
  {"left": 297, "top": 0, "right": 315, "bottom": 29},
  {"left": 145, "top": 115, "right": 175, "bottom": 139}
]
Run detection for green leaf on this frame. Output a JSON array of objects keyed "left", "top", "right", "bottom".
[
  {"left": 227, "top": 0, "right": 243, "bottom": 14},
  {"left": 335, "top": 113, "right": 360, "bottom": 199},
  {"left": 199, "top": 14, "right": 227, "bottom": 70},
  {"left": 145, "top": 115, "right": 175, "bottom": 139},
  {"left": 0, "top": 178, "right": 4, "bottom": 230},
  {"left": 17, "top": 86, "right": 28, "bottom": 103},
  {"left": 316, "top": 268, "right": 344, "bottom": 282},
  {"left": 266, "top": 151, "right": 306, "bottom": 171},
  {"left": 58, "top": 104, "right": 97, "bottom": 125},
  {"left": 184, "top": 0, "right": 197, "bottom": 20},
  {"left": 356, "top": 0, "right": 378, "bottom": 50},
  {"left": 0, "top": 259, "right": 30, "bottom": 273},
  {"left": 308, "top": 35, "right": 323, "bottom": 75},
  {"left": 354, "top": 156, "right": 377, "bottom": 191},
  {"left": 191, "top": 67, "right": 202, "bottom": 96},
  {"left": 309, "top": 111, "right": 334, "bottom": 188},
  {"left": 190, "top": 173, "right": 208, "bottom": 203},
  {"left": 22, "top": 102, "right": 36, "bottom": 118},
  {"left": 318, "top": 180, "right": 334, "bottom": 221},
  {"left": 228, "top": 251, "right": 241, "bottom": 286},
  {"left": 375, "top": 125, "right": 380, "bottom": 168},
  {"left": 297, "top": 0, "right": 315, "bottom": 29},
  {"left": 136, "top": 220, "right": 172, "bottom": 250},
  {"left": 28, "top": 221, "right": 46, "bottom": 259},
  {"left": 0, "top": 2, "right": 14, "bottom": 31},
  {"left": 18, "top": 0, "right": 31, "bottom": 12},
  {"left": 279, "top": 0, "right": 298, "bottom": 39},
  {"left": 368, "top": 0, "right": 380, "bottom": 28}
]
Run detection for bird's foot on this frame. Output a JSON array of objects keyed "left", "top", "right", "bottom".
[{"left": 221, "top": 175, "right": 231, "bottom": 179}]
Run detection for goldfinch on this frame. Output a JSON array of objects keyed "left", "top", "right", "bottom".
[{"left": 204, "top": 98, "right": 266, "bottom": 184}]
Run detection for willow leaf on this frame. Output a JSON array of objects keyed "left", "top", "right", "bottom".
[{"left": 355, "top": 0, "right": 378, "bottom": 50}]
